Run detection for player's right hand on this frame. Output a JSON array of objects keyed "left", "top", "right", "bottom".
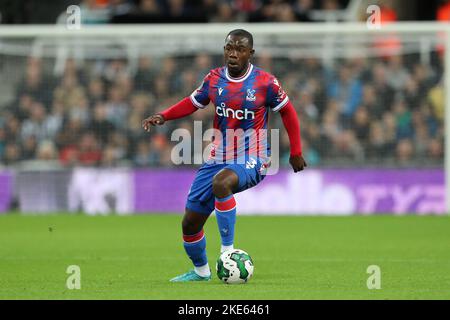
[{"left": 142, "top": 114, "right": 165, "bottom": 132}]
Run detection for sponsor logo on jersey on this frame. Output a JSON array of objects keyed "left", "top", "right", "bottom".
[{"left": 216, "top": 102, "right": 255, "bottom": 120}]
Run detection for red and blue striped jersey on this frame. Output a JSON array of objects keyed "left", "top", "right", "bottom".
[{"left": 189, "top": 63, "right": 289, "bottom": 162}]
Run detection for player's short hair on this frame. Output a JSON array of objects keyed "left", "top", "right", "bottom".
[{"left": 226, "top": 29, "right": 253, "bottom": 48}]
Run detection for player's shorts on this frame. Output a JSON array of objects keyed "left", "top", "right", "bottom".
[{"left": 186, "top": 157, "right": 269, "bottom": 215}]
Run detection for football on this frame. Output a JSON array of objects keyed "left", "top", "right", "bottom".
[{"left": 216, "top": 249, "right": 254, "bottom": 284}]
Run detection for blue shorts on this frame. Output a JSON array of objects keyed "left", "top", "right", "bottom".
[{"left": 186, "top": 157, "right": 268, "bottom": 215}]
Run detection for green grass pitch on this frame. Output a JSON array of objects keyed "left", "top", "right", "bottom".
[{"left": 0, "top": 214, "right": 449, "bottom": 299}]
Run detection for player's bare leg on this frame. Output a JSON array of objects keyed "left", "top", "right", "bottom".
[
  {"left": 170, "top": 209, "right": 211, "bottom": 282},
  {"left": 182, "top": 208, "right": 209, "bottom": 235},
  {"left": 212, "top": 169, "right": 239, "bottom": 254},
  {"left": 212, "top": 169, "right": 239, "bottom": 198}
]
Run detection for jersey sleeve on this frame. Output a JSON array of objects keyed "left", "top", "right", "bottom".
[
  {"left": 189, "top": 72, "right": 211, "bottom": 109},
  {"left": 266, "top": 75, "right": 289, "bottom": 112}
]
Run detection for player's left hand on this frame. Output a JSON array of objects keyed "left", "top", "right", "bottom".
[{"left": 289, "top": 155, "right": 307, "bottom": 173}]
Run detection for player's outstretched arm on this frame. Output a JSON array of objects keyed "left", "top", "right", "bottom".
[
  {"left": 142, "top": 97, "right": 198, "bottom": 132},
  {"left": 279, "top": 101, "right": 307, "bottom": 173}
]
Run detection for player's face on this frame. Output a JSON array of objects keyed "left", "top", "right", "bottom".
[{"left": 224, "top": 35, "right": 254, "bottom": 77}]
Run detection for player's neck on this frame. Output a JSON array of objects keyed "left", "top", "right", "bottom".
[{"left": 227, "top": 62, "right": 251, "bottom": 79}]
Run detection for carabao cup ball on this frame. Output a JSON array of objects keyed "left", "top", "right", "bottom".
[{"left": 216, "top": 249, "right": 254, "bottom": 284}]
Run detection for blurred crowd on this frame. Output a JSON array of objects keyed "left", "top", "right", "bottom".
[
  {"left": 5, "top": 0, "right": 450, "bottom": 25},
  {"left": 56, "top": 0, "right": 352, "bottom": 24},
  {"left": 65, "top": 0, "right": 450, "bottom": 24},
  {"left": 0, "top": 50, "right": 444, "bottom": 168}
]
